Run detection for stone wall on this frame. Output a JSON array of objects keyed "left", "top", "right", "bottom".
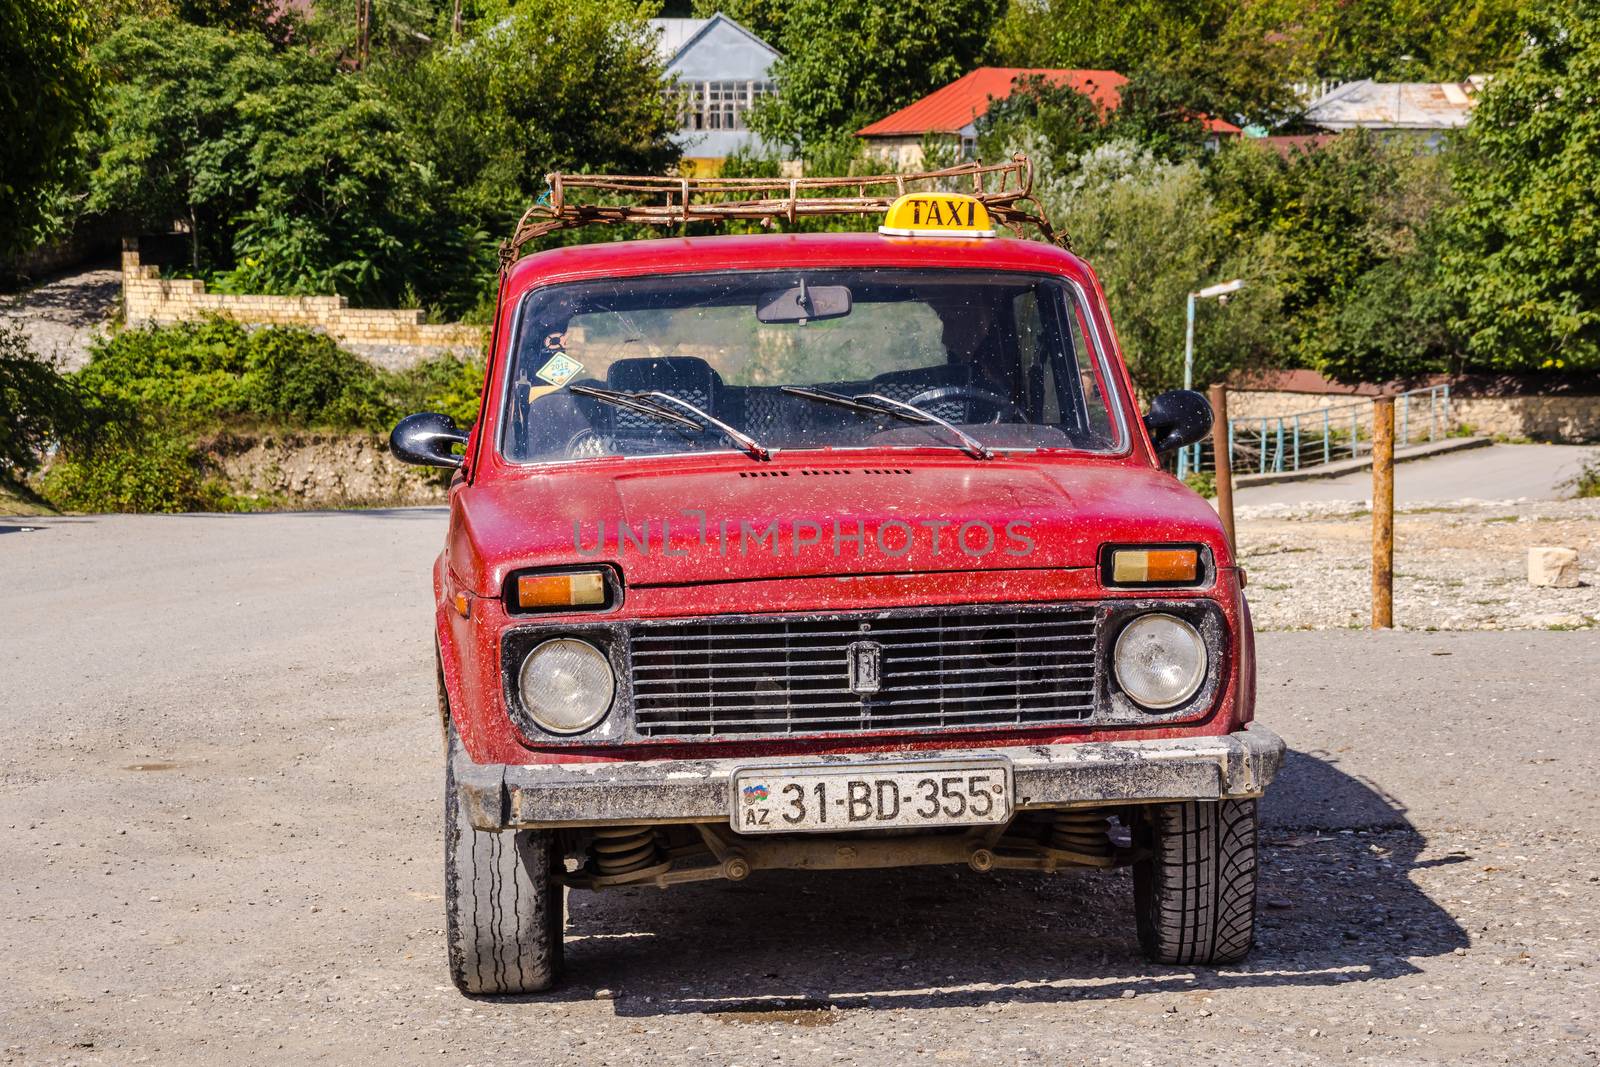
[
  {"left": 1451, "top": 396, "right": 1600, "bottom": 442},
  {"left": 1226, "top": 388, "right": 1599, "bottom": 442},
  {"left": 120, "top": 239, "right": 484, "bottom": 369}
]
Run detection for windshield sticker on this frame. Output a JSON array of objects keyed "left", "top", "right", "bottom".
[{"left": 535, "top": 352, "right": 583, "bottom": 387}]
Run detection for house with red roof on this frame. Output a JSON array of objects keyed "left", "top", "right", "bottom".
[{"left": 857, "top": 67, "right": 1241, "bottom": 167}]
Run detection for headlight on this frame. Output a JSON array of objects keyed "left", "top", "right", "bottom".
[
  {"left": 518, "top": 638, "right": 615, "bottom": 734},
  {"left": 1112, "top": 613, "right": 1206, "bottom": 710}
]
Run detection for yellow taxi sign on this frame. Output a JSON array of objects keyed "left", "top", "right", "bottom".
[{"left": 879, "top": 192, "right": 996, "bottom": 238}]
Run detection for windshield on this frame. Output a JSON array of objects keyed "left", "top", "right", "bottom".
[{"left": 499, "top": 268, "right": 1123, "bottom": 463}]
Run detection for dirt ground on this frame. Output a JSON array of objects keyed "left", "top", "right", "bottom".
[
  {"left": 1237, "top": 498, "right": 1600, "bottom": 631},
  {"left": 0, "top": 268, "right": 120, "bottom": 371},
  {"left": 3, "top": 512, "right": 1598, "bottom": 1065}
]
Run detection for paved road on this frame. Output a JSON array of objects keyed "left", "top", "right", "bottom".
[
  {"left": 1234, "top": 443, "right": 1594, "bottom": 506},
  {"left": 3, "top": 512, "right": 1597, "bottom": 1065}
]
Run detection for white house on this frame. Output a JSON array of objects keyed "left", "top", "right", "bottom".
[{"left": 649, "top": 13, "right": 780, "bottom": 171}]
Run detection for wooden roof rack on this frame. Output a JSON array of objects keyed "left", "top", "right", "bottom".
[{"left": 501, "top": 154, "right": 1062, "bottom": 269}]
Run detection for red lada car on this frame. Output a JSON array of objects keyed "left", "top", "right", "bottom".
[{"left": 392, "top": 181, "right": 1284, "bottom": 995}]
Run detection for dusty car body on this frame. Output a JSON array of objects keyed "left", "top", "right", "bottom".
[{"left": 393, "top": 175, "right": 1283, "bottom": 995}]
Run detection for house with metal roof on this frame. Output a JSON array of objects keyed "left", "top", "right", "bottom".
[
  {"left": 1302, "top": 78, "right": 1485, "bottom": 147},
  {"left": 856, "top": 67, "right": 1241, "bottom": 167},
  {"left": 649, "top": 13, "right": 781, "bottom": 171}
]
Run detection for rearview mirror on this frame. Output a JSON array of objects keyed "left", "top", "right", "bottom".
[
  {"left": 390, "top": 412, "right": 468, "bottom": 469},
  {"left": 1143, "top": 390, "right": 1213, "bottom": 454},
  {"left": 756, "top": 282, "right": 852, "bottom": 324}
]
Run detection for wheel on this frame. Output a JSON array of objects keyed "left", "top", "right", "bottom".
[
  {"left": 444, "top": 727, "right": 564, "bottom": 994},
  {"left": 1133, "top": 799, "right": 1258, "bottom": 965}
]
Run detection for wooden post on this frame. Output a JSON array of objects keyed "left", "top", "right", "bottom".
[
  {"left": 1209, "top": 384, "right": 1235, "bottom": 555},
  {"left": 1371, "top": 397, "right": 1395, "bottom": 629}
]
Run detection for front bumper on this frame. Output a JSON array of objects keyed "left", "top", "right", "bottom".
[{"left": 455, "top": 724, "right": 1286, "bottom": 831}]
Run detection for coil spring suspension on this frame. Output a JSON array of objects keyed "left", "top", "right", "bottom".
[
  {"left": 1047, "top": 809, "right": 1115, "bottom": 866},
  {"left": 590, "top": 826, "right": 666, "bottom": 881}
]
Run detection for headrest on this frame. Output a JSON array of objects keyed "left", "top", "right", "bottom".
[{"left": 606, "top": 356, "right": 722, "bottom": 402}]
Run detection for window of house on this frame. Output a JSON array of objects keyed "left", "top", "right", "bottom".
[{"left": 672, "top": 80, "right": 776, "bottom": 132}]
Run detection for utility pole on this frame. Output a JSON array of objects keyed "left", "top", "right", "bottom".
[
  {"left": 1371, "top": 397, "right": 1395, "bottom": 629},
  {"left": 1209, "top": 384, "right": 1235, "bottom": 555}
]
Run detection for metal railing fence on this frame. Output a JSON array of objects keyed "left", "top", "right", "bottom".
[{"left": 1180, "top": 384, "right": 1452, "bottom": 477}]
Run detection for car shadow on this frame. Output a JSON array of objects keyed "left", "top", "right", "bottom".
[{"left": 533, "top": 747, "right": 1468, "bottom": 1016}]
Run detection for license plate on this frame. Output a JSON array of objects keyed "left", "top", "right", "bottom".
[{"left": 730, "top": 759, "right": 1012, "bottom": 835}]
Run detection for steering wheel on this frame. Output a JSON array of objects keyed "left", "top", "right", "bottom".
[{"left": 904, "top": 385, "right": 1027, "bottom": 425}]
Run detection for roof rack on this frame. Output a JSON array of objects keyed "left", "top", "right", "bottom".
[{"left": 500, "top": 154, "right": 1062, "bottom": 269}]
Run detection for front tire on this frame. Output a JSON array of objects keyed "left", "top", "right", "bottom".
[
  {"left": 1133, "top": 799, "right": 1258, "bottom": 965},
  {"left": 444, "top": 728, "right": 564, "bottom": 994}
]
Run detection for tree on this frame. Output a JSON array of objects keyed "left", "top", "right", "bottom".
[
  {"left": 1444, "top": 0, "right": 1600, "bottom": 373},
  {"left": 87, "top": 16, "right": 484, "bottom": 312},
  {"left": 689, "top": 0, "right": 786, "bottom": 43},
  {"left": 87, "top": 18, "right": 271, "bottom": 273},
  {"left": 0, "top": 326, "right": 80, "bottom": 479},
  {"left": 989, "top": 0, "right": 1302, "bottom": 127},
  {"left": 388, "top": 0, "right": 679, "bottom": 231},
  {"left": 221, "top": 63, "right": 484, "bottom": 311},
  {"left": 977, "top": 71, "right": 1212, "bottom": 175},
  {"left": 1027, "top": 143, "right": 1285, "bottom": 394},
  {"left": 750, "top": 0, "right": 1003, "bottom": 151},
  {"left": 1206, "top": 131, "right": 1458, "bottom": 380},
  {"left": 990, "top": 0, "right": 1533, "bottom": 129},
  {"left": 0, "top": 0, "right": 96, "bottom": 256}
]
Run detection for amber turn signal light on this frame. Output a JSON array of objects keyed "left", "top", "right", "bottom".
[
  {"left": 1102, "top": 545, "right": 1205, "bottom": 587},
  {"left": 515, "top": 570, "right": 609, "bottom": 611}
]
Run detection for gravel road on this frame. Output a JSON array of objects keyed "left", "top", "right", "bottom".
[{"left": 3, "top": 512, "right": 1597, "bottom": 1065}]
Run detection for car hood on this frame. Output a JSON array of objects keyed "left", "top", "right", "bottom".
[{"left": 450, "top": 455, "right": 1230, "bottom": 596}]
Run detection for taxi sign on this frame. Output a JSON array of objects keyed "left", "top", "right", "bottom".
[{"left": 878, "top": 192, "right": 996, "bottom": 238}]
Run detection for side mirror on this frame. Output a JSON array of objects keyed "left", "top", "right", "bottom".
[
  {"left": 1143, "top": 389, "right": 1213, "bottom": 454},
  {"left": 390, "top": 412, "right": 468, "bottom": 469}
]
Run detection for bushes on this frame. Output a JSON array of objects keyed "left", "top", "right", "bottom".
[
  {"left": 0, "top": 325, "right": 79, "bottom": 480},
  {"left": 77, "top": 318, "right": 396, "bottom": 429},
  {"left": 33, "top": 318, "right": 482, "bottom": 513},
  {"left": 41, "top": 424, "right": 224, "bottom": 514}
]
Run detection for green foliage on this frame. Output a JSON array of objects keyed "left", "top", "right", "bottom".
[
  {"left": 1444, "top": 0, "right": 1600, "bottom": 374},
  {"left": 0, "top": 0, "right": 97, "bottom": 255},
  {"left": 1182, "top": 471, "right": 1216, "bottom": 499},
  {"left": 977, "top": 71, "right": 1212, "bottom": 175},
  {"left": 386, "top": 0, "right": 680, "bottom": 235},
  {"left": 751, "top": 0, "right": 1003, "bottom": 150},
  {"left": 78, "top": 319, "right": 390, "bottom": 429},
  {"left": 42, "top": 320, "right": 483, "bottom": 511},
  {"left": 0, "top": 326, "right": 81, "bottom": 478},
  {"left": 390, "top": 353, "right": 487, "bottom": 429},
  {"left": 1563, "top": 452, "right": 1600, "bottom": 499},
  {"left": 1028, "top": 143, "right": 1284, "bottom": 394},
  {"left": 41, "top": 422, "right": 223, "bottom": 514},
  {"left": 689, "top": 0, "right": 787, "bottom": 42},
  {"left": 219, "top": 70, "right": 484, "bottom": 310},
  {"left": 87, "top": 16, "right": 489, "bottom": 314},
  {"left": 87, "top": 17, "right": 265, "bottom": 271},
  {"left": 1205, "top": 132, "right": 1460, "bottom": 382},
  {"left": 76, "top": 318, "right": 482, "bottom": 430},
  {"left": 991, "top": 0, "right": 1531, "bottom": 128}
]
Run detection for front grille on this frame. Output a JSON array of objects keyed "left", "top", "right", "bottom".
[{"left": 628, "top": 606, "right": 1099, "bottom": 738}]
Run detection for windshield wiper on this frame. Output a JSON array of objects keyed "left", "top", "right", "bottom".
[
  {"left": 570, "top": 384, "right": 772, "bottom": 462},
  {"left": 780, "top": 386, "right": 994, "bottom": 460}
]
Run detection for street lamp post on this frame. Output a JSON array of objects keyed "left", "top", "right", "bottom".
[{"left": 1178, "top": 278, "right": 1246, "bottom": 478}]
